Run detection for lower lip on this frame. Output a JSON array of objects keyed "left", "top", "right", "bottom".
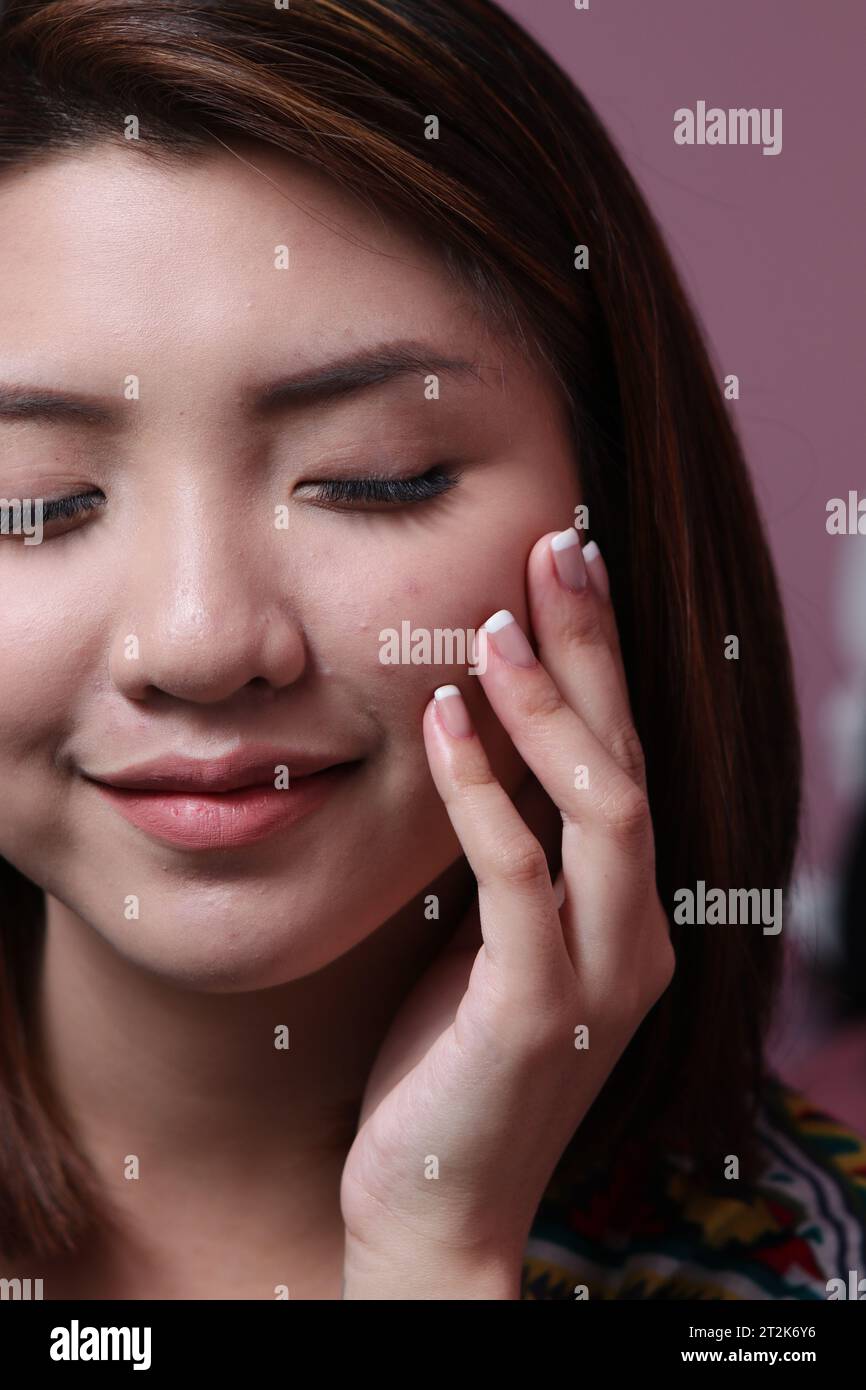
[{"left": 90, "top": 764, "right": 357, "bottom": 850}]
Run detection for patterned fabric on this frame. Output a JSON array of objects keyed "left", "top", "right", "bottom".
[{"left": 520, "top": 1078, "right": 866, "bottom": 1300}]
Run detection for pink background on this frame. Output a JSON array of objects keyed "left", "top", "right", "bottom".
[{"left": 501, "top": 0, "right": 866, "bottom": 875}]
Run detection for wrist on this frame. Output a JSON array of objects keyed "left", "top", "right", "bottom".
[{"left": 342, "top": 1236, "right": 522, "bottom": 1300}]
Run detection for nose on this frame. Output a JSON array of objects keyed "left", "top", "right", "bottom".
[{"left": 109, "top": 496, "right": 307, "bottom": 704}]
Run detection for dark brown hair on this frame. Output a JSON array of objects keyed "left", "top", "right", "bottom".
[{"left": 0, "top": 0, "right": 800, "bottom": 1261}]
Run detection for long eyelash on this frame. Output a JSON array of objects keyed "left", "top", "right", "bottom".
[
  {"left": 35, "top": 471, "right": 460, "bottom": 524},
  {"left": 314, "top": 466, "right": 462, "bottom": 505},
  {"left": 41, "top": 492, "right": 105, "bottom": 523}
]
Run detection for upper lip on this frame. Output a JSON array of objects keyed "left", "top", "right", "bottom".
[{"left": 85, "top": 746, "right": 355, "bottom": 793}]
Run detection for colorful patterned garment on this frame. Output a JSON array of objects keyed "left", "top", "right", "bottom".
[{"left": 520, "top": 1078, "right": 866, "bottom": 1300}]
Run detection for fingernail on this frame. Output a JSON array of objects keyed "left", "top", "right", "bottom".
[
  {"left": 582, "top": 540, "right": 610, "bottom": 601},
  {"left": 482, "top": 609, "right": 536, "bottom": 668},
  {"left": 550, "top": 527, "right": 587, "bottom": 591},
  {"left": 434, "top": 684, "right": 474, "bottom": 737}
]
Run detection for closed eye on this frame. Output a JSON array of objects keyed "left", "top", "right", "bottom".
[
  {"left": 0, "top": 490, "right": 105, "bottom": 541},
  {"left": 1, "top": 466, "right": 462, "bottom": 543},
  {"left": 305, "top": 465, "right": 462, "bottom": 508},
  {"left": 41, "top": 492, "right": 106, "bottom": 525}
]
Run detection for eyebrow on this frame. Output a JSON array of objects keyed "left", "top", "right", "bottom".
[
  {"left": 256, "top": 341, "right": 486, "bottom": 411},
  {"left": 0, "top": 388, "right": 116, "bottom": 426},
  {"left": 0, "top": 340, "right": 489, "bottom": 427}
]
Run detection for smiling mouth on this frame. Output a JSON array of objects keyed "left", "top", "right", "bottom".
[{"left": 86, "top": 760, "right": 362, "bottom": 851}]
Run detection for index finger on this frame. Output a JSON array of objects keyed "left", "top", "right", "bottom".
[{"left": 526, "top": 528, "right": 646, "bottom": 792}]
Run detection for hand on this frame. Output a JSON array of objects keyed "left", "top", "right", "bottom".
[{"left": 340, "top": 528, "right": 675, "bottom": 1299}]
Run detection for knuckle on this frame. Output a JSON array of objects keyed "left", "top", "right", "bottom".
[
  {"left": 563, "top": 590, "right": 606, "bottom": 647},
  {"left": 485, "top": 835, "right": 550, "bottom": 891},
  {"left": 453, "top": 760, "right": 502, "bottom": 799},
  {"left": 609, "top": 722, "right": 646, "bottom": 782},
  {"left": 518, "top": 677, "right": 566, "bottom": 723},
  {"left": 599, "top": 779, "right": 652, "bottom": 842}
]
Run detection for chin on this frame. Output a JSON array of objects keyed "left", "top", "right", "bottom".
[
  {"left": 38, "top": 870, "right": 367, "bottom": 992},
  {"left": 87, "top": 916, "right": 346, "bottom": 992},
  {"left": 137, "top": 893, "right": 379, "bottom": 990}
]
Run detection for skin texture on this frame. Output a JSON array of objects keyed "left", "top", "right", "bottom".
[{"left": 0, "top": 140, "right": 673, "bottom": 1299}]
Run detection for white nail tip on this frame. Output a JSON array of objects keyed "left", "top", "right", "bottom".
[
  {"left": 583, "top": 540, "right": 600, "bottom": 563},
  {"left": 434, "top": 684, "right": 461, "bottom": 701},
  {"left": 483, "top": 609, "right": 515, "bottom": 633},
  {"left": 551, "top": 527, "right": 580, "bottom": 550}
]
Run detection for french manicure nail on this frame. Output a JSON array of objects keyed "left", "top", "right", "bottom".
[
  {"left": 550, "top": 527, "right": 587, "bottom": 591},
  {"left": 582, "top": 540, "right": 610, "bottom": 601},
  {"left": 434, "top": 684, "right": 474, "bottom": 737},
  {"left": 482, "top": 609, "right": 536, "bottom": 668}
]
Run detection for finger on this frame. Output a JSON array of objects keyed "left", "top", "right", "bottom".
[
  {"left": 572, "top": 536, "right": 629, "bottom": 690},
  {"left": 526, "top": 528, "right": 646, "bottom": 791},
  {"left": 584, "top": 540, "right": 627, "bottom": 677},
  {"left": 510, "top": 770, "right": 566, "bottom": 881},
  {"left": 474, "top": 609, "right": 652, "bottom": 850},
  {"left": 422, "top": 685, "right": 570, "bottom": 991}
]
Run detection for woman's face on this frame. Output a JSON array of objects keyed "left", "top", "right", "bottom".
[{"left": 0, "top": 141, "right": 578, "bottom": 989}]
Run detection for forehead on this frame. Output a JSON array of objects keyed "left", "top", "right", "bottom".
[{"left": 0, "top": 140, "right": 490, "bottom": 369}]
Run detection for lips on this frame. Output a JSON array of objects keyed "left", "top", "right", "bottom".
[
  {"left": 84, "top": 747, "right": 360, "bottom": 850},
  {"left": 89, "top": 747, "right": 350, "bottom": 793}
]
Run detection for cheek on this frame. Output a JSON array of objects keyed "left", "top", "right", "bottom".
[
  {"left": 307, "top": 529, "right": 531, "bottom": 789},
  {"left": 0, "top": 566, "right": 106, "bottom": 872},
  {"left": 0, "top": 563, "right": 100, "bottom": 753}
]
